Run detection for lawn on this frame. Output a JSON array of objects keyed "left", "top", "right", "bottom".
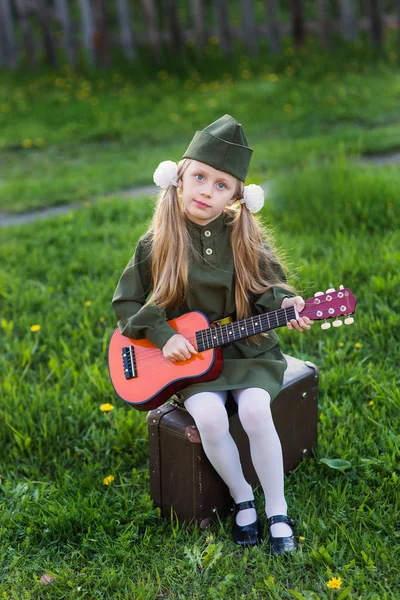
[
  {"left": 1, "top": 37, "right": 400, "bottom": 214},
  {"left": 0, "top": 36, "right": 399, "bottom": 599}
]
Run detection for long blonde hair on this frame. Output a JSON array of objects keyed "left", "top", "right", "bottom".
[{"left": 142, "top": 159, "right": 294, "bottom": 321}]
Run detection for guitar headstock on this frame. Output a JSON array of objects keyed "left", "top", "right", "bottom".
[{"left": 302, "top": 286, "right": 357, "bottom": 329}]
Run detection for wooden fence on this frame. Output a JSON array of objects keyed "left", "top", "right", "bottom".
[{"left": 0, "top": 1, "right": 399, "bottom": 70}]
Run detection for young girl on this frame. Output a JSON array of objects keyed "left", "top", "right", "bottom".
[{"left": 112, "top": 115, "right": 314, "bottom": 554}]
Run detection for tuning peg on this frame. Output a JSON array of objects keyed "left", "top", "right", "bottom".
[
  {"left": 332, "top": 319, "right": 343, "bottom": 327},
  {"left": 314, "top": 291, "right": 324, "bottom": 297},
  {"left": 325, "top": 288, "right": 335, "bottom": 293},
  {"left": 321, "top": 321, "right": 331, "bottom": 330},
  {"left": 339, "top": 284, "right": 344, "bottom": 290},
  {"left": 344, "top": 316, "right": 354, "bottom": 325}
]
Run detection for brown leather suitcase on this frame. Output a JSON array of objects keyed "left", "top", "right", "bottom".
[{"left": 146, "top": 354, "right": 319, "bottom": 528}]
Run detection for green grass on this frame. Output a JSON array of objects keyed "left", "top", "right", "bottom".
[
  {"left": 1, "top": 158, "right": 399, "bottom": 598},
  {"left": 1, "top": 36, "right": 400, "bottom": 213},
  {"left": 1, "top": 37, "right": 400, "bottom": 599}
]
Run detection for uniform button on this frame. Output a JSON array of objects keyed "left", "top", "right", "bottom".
[
  {"left": 206, "top": 248, "right": 213, "bottom": 256},
  {"left": 204, "top": 230, "right": 211, "bottom": 237}
]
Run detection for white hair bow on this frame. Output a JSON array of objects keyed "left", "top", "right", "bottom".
[
  {"left": 240, "top": 184, "right": 265, "bottom": 213},
  {"left": 153, "top": 161, "right": 179, "bottom": 188}
]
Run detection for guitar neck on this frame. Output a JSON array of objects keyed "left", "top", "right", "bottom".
[{"left": 195, "top": 306, "right": 296, "bottom": 352}]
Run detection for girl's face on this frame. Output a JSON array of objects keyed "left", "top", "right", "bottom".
[{"left": 179, "top": 160, "right": 238, "bottom": 226}]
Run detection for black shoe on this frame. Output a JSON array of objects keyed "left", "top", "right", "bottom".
[
  {"left": 232, "top": 500, "right": 261, "bottom": 547},
  {"left": 267, "top": 514, "right": 298, "bottom": 555}
]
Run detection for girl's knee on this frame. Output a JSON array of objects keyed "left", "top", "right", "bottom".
[
  {"left": 185, "top": 394, "right": 229, "bottom": 441},
  {"left": 193, "top": 404, "right": 229, "bottom": 441},
  {"left": 238, "top": 390, "right": 274, "bottom": 434}
]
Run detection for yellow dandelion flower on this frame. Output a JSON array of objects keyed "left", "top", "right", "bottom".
[
  {"left": 339, "top": 342, "right": 344, "bottom": 347},
  {"left": 267, "top": 73, "right": 278, "bottom": 83},
  {"left": 354, "top": 342, "right": 361, "bottom": 350},
  {"left": 241, "top": 69, "right": 251, "bottom": 79},
  {"left": 99, "top": 317, "right": 105, "bottom": 323},
  {"left": 206, "top": 98, "right": 217, "bottom": 107},
  {"left": 327, "top": 577, "right": 343, "bottom": 589},
  {"left": 299, "top": 536, "right": 305, "bottom": 541},
  {"left": 22, "top": 139, "right": 33, "bottom": 148},
  {"left": 169, "top": 113, "right": 180, "bottom": 122},
  {"left": 205, "top": 534, "right": 214, "bottom": 543},
  {"left": 283, "top": 104, "right": 293, "bottom": 113},
  {"left": 157, "top": 70, "right": 169, "bottom": 81},
  {"left": 30, "top": 324, "right": 41, "bottom": 332},
  {"left": 103, "top": 474, "right": 115, "bottom": 485},
  {"left": 85, "top": 300, "right": 92, "bottom": 307},
  {"left": 100, "top": 403, "right": 114, "bottom": 412},
  {"left": 209, "top": 35, "right": 220, "bottom": 45},
  {"left": 369, "top": 400, "right": 374, "bottom": 406},
  {"left": 387, "top": 202, "right": 393, "bottom": 209}
]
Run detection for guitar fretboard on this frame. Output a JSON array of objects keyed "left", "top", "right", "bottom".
[{"left": 195, "top": 306, "right": 296, "bottom": 352}]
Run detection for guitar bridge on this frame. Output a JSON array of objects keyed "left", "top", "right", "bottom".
[{"left": 122, "top": 345, "right": 136, "bottom": 380}]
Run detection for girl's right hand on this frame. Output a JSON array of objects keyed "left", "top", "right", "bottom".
[{"left": 162, "top": 334, "right": 198, "bottom": 362}]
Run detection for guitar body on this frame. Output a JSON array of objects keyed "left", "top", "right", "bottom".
[{"left": 108, "top": 311, "right": 223, "bottom": 411}]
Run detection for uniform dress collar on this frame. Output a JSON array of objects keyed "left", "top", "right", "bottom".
[{"left": 184, "top": 211, "right": 228, "bottom": 236}]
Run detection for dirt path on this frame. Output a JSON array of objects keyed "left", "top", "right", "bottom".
[
  {"left": 0, "top": 184, "right": 158, "bottom": 228},
  {"left": 1, "top": 151, "right": 399, "bottom": 228}
]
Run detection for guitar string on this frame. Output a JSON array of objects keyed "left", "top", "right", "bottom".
[
  {"left": 119, "top": 313, "right": 292, "bottom": 369},
  {"left": 119, "top": 310, "right": 289, "bottom": 366},
  {"left": 116, "top": 297, "right": 343, "bottom": 370},
  {"left": 119, "top": 306, "right": 297, "bottom": 362},
  {"left": 118, "top": 306, "right": 307, "bottom": 369}
]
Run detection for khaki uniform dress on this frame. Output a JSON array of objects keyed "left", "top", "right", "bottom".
[{"left": 112, "top": 212, "right": 295, "bottom": 403}]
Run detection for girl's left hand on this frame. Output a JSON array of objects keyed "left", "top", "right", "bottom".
[{"left": 281, "top": 296, "right": 314, "bottom": 332}]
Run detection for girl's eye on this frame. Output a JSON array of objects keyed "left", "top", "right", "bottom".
[
  {"left": 217, "top": 182, "right": 226, "bottom": 189},
  {"left": 195, "top": 174, "right": 204, "bottom": 181}
]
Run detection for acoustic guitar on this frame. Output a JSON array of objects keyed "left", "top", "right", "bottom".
[{"left": 108, "top": 286, "right": 356, "bottom": 411}]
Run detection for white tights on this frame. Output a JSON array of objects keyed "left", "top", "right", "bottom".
[{"left": 184, "top": 388, "right": 293, "bottom": 537}]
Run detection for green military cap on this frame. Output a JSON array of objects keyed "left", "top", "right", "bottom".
[{"left": 182, "top": 114, "right": 253, "bottom": 182}]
